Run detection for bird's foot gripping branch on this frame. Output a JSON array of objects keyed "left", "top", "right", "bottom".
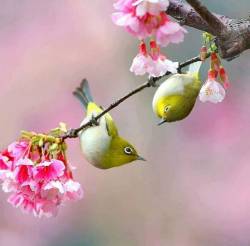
[{"left": 0, "top": 0, "right": 242, "bottom": 217}]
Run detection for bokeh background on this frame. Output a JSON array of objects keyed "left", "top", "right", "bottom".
[{"left": 0, "top": 0, "right": 250, "bottom": 245}]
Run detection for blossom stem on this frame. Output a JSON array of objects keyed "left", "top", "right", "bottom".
[{"left": 61, "top": 53, "right": 211, "bottom": 140}]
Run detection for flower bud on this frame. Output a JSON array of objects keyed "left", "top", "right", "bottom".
[
  {"left": 200, "top": 46, "right": 207, "bottom": 61},
  {"left": 219, "top": 66, "right": 230, "bottom": 89}
]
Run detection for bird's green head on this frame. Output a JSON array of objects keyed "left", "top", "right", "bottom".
[
  {"left": 102, "top": 136, "right": 145, "bottom": 169},
  {"left": 156, "top": 95, "right": 196, "bottom": 124}
]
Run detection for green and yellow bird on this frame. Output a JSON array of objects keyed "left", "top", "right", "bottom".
[
  {"left": 152, "top": 61, "right": 202, "bottom": 124},
  {"left": 73, "top": 79, "right": 145, "bottom": 169}
]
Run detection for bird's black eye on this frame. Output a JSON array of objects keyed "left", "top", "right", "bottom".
[
  {"left": 164, "top": 106, "right": 170, "bottom": 113},
  {"left": 124, "top": 146, "right": 133, "bottom": 155}
]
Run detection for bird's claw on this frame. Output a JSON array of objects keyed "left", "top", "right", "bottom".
[
  {"left": 68, "top": 128, "right": 78, "bottom": 138},
  {"left": 148, "top": 77, "right": 158, "bottom": 87},
  {"left": 177, "top": 63, "right": 182, "bottom": 74},
  {"left": 90, "top": 116, "right": 99, "bottom": 126}
]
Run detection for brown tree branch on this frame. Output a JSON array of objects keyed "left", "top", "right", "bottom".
[
  {"left": 61, "top": 1, "right": 249, "bottom": 140},
  {"left": 167, "top": 0, "right": 250, "bottom": 60},
  {"left": 61, "top": 54, "right": 208, "bottom": 140},
  {"left": 185, "top": 0, "right": 226, "bottom": 35}
]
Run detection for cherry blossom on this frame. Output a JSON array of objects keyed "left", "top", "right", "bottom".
[
  {"left": 33, "top": 160, "right": 65, "bottom": 182},
  {"left": 156, "top": 20, "right": 187, "bottom": 47},
  {"left": 0, "top": 133, "right": 83, "bottom": 218},
  {"left": 130, "top": 53, "right": 151, "bottom": 75},
  {"left": 199, "top": 70, "right": 226, "bottom": 103},
  {"left": 130, "top": 41, "right": 178, "bottom": 77},
  {"left": 112, "top": 0, "right": 186, "bottom": 44}
]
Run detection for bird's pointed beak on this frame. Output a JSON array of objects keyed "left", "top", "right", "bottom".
[
  {"left": 137, "top": 156, "right": 146, "bottom": 161},
  {"left": 158, "top": 118, "right": 167, "bottom": 126}
]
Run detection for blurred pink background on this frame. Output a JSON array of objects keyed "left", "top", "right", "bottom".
[{"left": 1, "top": 0, "right": 250, "bottom": 245}]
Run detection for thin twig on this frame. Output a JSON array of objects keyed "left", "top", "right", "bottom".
[
  {"left": 185, "top": 0, "right": 226, "bottom": 36},
  {"left": 61, "top": 53, "right": 210, "bottom": 140}
]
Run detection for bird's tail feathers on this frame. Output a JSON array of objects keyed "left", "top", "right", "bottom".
[
  {"left": 73, "top": 79, "right": 94, "bottom": 109},
  {"left": 188, "top": 61, "right": 202, "bottom": 78}
]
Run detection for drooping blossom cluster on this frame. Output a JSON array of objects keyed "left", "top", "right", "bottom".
[
  {"left": 0, "top": 130, "right": 83, "bottom": 218},
  {"left": 199, "top": 52, "right": 229, "bottom": 103},
  {"left": 112, "top": 0, "right": 186, "bottom": 77},
  {"left": 130, "top": 40, "right": 178, "bottom": 77}
]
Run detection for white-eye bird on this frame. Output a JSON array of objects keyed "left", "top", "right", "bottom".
[
  {"left": 152, "top": 61, "right": 202, "bottom": 124},
  {"left": 73, "top": 79, "right": 145, "bottom": 169}
]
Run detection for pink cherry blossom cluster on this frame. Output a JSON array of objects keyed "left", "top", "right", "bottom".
[
  {"left": 130, "top": 40, "right": 178, "bottom": 77},
  {"left": 199, "top": 52, "right": 229, "bottom": 103},
  {"left": 0, "top": 137, "right": 83, "bottom": 218},
  {"left": 112, "top": 0, "right": 187, "bottom": 77}
]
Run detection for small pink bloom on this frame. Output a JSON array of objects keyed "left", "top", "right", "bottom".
[
  {"left": 112, "top": 0, "right": 186, "bottom": 44},
  {"left": 130, "top": 53, "right": 151, "bottom": 75},
  {"left": 0, "top": 154, "right": 12, "bottom": 181},
  {"left": 41, "top": 181, "right": 64, "bottom": 200},
  {"left": 0, "top": 154, "right": 9, "bottom": 170},
  {"left": 35, "top": 199, "right": 59, "bottom": 218},
  {"left": 33, "top": 160, "right": 65, "bottom": 182},
  {"left": 14, "top": 158, "right": 34, "bottom": 184},
  {"left": 8, "top": 193, "right": 25, "bottom": 208},
  {"left": 8, "top": 141, "right": 29, "bottom": 161},
  {"left": 147, "top": 56, "right": 178, "bottom": 77},
  {"left": 199, "top": 76, "right": 226, "bottom": 103},
  {"left": 133, "top": 0, "right": 169, "bottom": 17},
  {"left": 130, "top": 52, "right": 178, "bottom": 77},
  {"left": 2, "top": 172, "right": 16, "bottom": 193},
  {"left": 148, "top": 40, "right": 178, "bottom": 77},
  {"left": 130, "top": 40, "right": 178, "bottom": 77},
  {"left": 112, "top": 12, "right": 148, "bottom": 39},
  {"left": 64, "top": 180, "right": 83, "bottom": 201},
  {"left": 156, "top": 21, "right": 187, "bottom": 47},
  {"left": 21, "top": 198, "right": 35, "bottom": 215},
  {"left": 130, "top": 41, "right": 151, "bottom": 75}
]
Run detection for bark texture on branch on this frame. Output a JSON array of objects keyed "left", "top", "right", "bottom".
[{"left": 167, "top": 0, "right": 250, "bottom": 60}]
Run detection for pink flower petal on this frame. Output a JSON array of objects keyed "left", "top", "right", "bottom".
[
  {"left": 41, "top": 180, "right": 64, "bottom": 200},
  {"left": 134, "top": 0, "right": 169, "bottom": 16},
  {"left": 8, "top": 141, "right": 29, "bottom": 161},
  {"left": 33, "top": 160, "right": 65, "bottom": 182},
  {"left": 8, "top": 193, "right": 24, "bottom": 208},
  {"left": 0, "top": 155, "right": 9, "bottom": 170},
  {"left": 147, "top": 57, "right": 178, "bottom": 77},
  {"left": 156, "top": 21, "right": 187, "bottom": 47},
  {"left": 35, "top": 199, "right": 59, "bottom": 218},
  {"left": 14, "top": 159, "right": 34, "bottom": 184},
  {"left": 64, "top": 180, "right": 83, "bottom": 201},
  {"left": 130, "top": 53, "right": 150, "bottom": 75},
  {"left": 199, "top": 79, "right": 226, "bottom": 103}
]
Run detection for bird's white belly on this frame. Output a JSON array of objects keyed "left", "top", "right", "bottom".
[{"left": 79, "top": 116, "right": 111, "bottom": 167}]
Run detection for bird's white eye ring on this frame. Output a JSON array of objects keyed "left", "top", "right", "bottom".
[
  {"left": 164, "top": 106, "right": 170, "bottom": 113},
  {"left": 124, "top": 146, "right": 133, "bottom": 155}
]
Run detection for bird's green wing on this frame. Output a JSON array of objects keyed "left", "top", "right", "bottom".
[
  {"left": 105, "top": 113, "right": 119, "bottom": 137},
  {"left": 184, "top": 75, "right": 201, "bottom": 99},
  {"left": 87, "top": 102, "right": 118, "bottom": 137}
]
